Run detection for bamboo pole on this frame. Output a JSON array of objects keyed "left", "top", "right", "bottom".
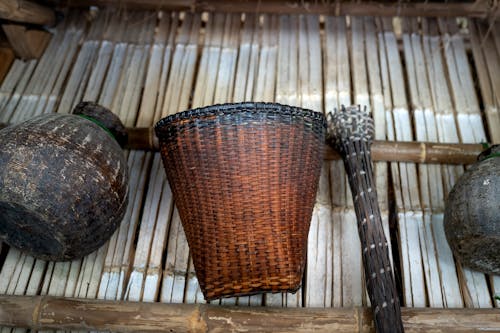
[
  {"left": 0, "top": 295, "right": 500, "bottom": 332},
  {"left": 0, "top": 0, "right": 55, "bottom": 26},
  {"left": 50, "top": 0, "right": 498, "bottom": 18},
  {"left": 126, "top": 126, "right": 484, "bottom": 164},
  {"left": 0, "top": 123, "right": 484, "bottom": 164}
]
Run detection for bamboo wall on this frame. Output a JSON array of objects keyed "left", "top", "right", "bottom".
[{"left": 0, "top": 5, "right": 499, "bottom": 331}]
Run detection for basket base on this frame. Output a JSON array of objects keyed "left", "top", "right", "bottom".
[{"left": 205, "top": 283, "right": 303, "bottom": 301}]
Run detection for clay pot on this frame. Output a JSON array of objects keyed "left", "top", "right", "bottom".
[
  {"left": 0, "top": 102, "right": 128, "bottom": 261},
  {"left": 444, "top": 145, "right": 500, "bottom": 275}
]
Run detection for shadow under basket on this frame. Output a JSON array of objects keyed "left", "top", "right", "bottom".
[{"left": 155, "top": 102, "right": 326, "bottom": 300}]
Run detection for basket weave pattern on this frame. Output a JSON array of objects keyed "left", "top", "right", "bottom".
[{"left": 155, "top": 102, "right": 326, "bottom": 300}]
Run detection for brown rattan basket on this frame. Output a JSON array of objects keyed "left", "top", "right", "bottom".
[{"left": 155, "top": 102, "right": 326, "bottom": 300}]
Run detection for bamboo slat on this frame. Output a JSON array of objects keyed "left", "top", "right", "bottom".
[
  {"left": 11, "top": 23, "right": 64, "bottom": 122},
  {"left": 322, "top": 16, "right": 341, "bottom": 309},
  {"left": 404, "top": 17, "right": 470, "bottom": 310},
  {"left": 0, "top": 59, "right": 30, "bottom": 121},
  {"left": 178, "top": 11, "right": 213, "bottom": 303},
  {"left": 423, "top": 18, "right": 491, "bottom": 309},
  {"left": 379, "top": 17, "right": 427, "bottom": 309},
  {"left": 158, "top": 12, "right": 200, "bottom": 305},
  {"left": 124, "top": 11, "right": 176, "bottom": 303},
  {"left": 299, "top": 14, "right": 332, "bottom": 308},
  {"left": 469, "top": 19, "right": 500, "bottom": 144},
  {"left": 0, "top": 59, "right": 36, "bottom": 122},
  {"left": 0, "top": 9, "right": 499, "bottom": 332},
  {"left": 439, "top": 18, "right": 486, "bottom": 144},
  {"left": 403, "top": 18, "right": 447, "bottom": 309},
  {"left": 98, "top": 11, "right": 156, "bottom": 303}
]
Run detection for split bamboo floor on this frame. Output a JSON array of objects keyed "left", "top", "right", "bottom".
[{"left": 0, "top": 8, "right": 499, "bottom": 330}]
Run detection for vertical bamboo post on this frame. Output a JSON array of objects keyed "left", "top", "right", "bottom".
[{"left": 327, "top": 105, "right": 404, "bottom": 333}]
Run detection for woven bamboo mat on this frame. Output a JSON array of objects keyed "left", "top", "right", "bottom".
[{"left": 0, "top": 10, "right": 498, "bottom": 330}]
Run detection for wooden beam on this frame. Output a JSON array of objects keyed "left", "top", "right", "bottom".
[
  {"left": 46, "top": 0, "right": 497, "bottom": 18},
  {"left": 2, "top": 24, "right": 51, "bottom": 59},
  {"left": 0, "top": 295, "right": 499, "bottom": 332},
  {"left": 0, "top": 0, "right": 56, "bottom": 26},
  {"left": 0, "top": 46, "right": 14, "bottom": 82},
  {"left": 0, "top": 123, "right": 485, "bottom": 164},
  {"left": 126, "top": 126, "right": 484, "bottom": 164}
]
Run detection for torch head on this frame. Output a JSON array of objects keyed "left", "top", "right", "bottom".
[{"left": 326, "top": 105, "right": 375, "bottom": 153}]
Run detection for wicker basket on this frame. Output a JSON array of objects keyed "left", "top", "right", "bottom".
[{"left": 155, "top": 102, "right": 326, "bottom": 300}]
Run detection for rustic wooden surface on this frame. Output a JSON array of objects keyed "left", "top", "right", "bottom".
[
  {"left": 2, "top": 24, "right": 51, "bottom": 59},
  {"left": 0, "top": 9, "right": 499, "bottom": 333},
  {"left": 0, "top": 0, "right": 56, "bottom": 25},
  {"left": 1, "top": 296, "right": 500, "bottom": 332},
  {"left": 47, "top": 0, "right": 498, "bottom": 18},
  {"left": 127, "top": 126, "right": 484, "bottom": 164},
  {"left": 0, "top": 46, "right": 14, "bottom": 82}
]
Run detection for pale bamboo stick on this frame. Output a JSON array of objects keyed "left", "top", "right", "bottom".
[
  {"left": 412, "top": 22, "right": 463, "bottom": 307},
  {"left": 1, "top": 60, "right": 36, "bottom": 122},
  {"left": 378, "top": 17, "right": 426, "bottom": 309},
  {"left": 294, "top": 14, "right": 331, "bottom": 309},
  {"left": 403, "top": 18, "right": 448, "bottom": 309},
  {"left": 0, "top": 60, "right": 29, "bottom": 117},
  {"left": 438, "top": 18, "right": 486, "bottom": 144},
  {"left": 44, "top": 27, "right": 84, "bottom": 114},
  {"left": 158, "top": 12, "right": 201, "bottom": 304},
  {"left": 469, "top": 19, "right": 500, "bottom": 144},
  {"left": 98, "top": 11, "right": 157, "bottom": 303},
  {"left": 125, "top": 11, "right": 174, "bottom": 303},
  {"left": 423, "top": 18, "right": 491, "bottom": 309},
  {"left": 233, "top": 13, "right": 258, "bottom": 104},
  {"left": 12, "top": 24, "right": 66, "bottom": 121},
  {"left": 323, "top": 16, "right": 342, "bottom": 308},
  {"left": 56, "top": 40, "right": 99, "bottom": 114}
]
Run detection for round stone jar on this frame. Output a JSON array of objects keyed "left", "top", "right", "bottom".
[{"left": 0, "top": 102, "right": 128, "bottom": 261}]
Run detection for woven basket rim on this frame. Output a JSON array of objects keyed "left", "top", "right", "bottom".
[{"left": 155, "top": 102, "right": 326, "bottom": 132}]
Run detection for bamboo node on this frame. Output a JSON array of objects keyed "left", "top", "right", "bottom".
[
  {"left": 32, "top": 296, "right": 44, "bottom": 329},
  {"left": 420, "top": 142, "right": 426, "bottom": 164},
  {"left": 190, "top": 307, "right": 207, "bottom": 333}
]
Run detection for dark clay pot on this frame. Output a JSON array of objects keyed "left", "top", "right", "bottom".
[
  {"left": 444, "top": 145, "right": 500, "bottom": 275},
  {"left": 0, "top": 102, "right": 128, "bottom": 261}
]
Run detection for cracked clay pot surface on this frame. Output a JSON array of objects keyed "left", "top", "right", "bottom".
[
  {"left": 0, "top": 111, "right": 128, "bottom": 261},
  {"left": 444, "top": 145, "right": 500, "bottom": 275}
]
